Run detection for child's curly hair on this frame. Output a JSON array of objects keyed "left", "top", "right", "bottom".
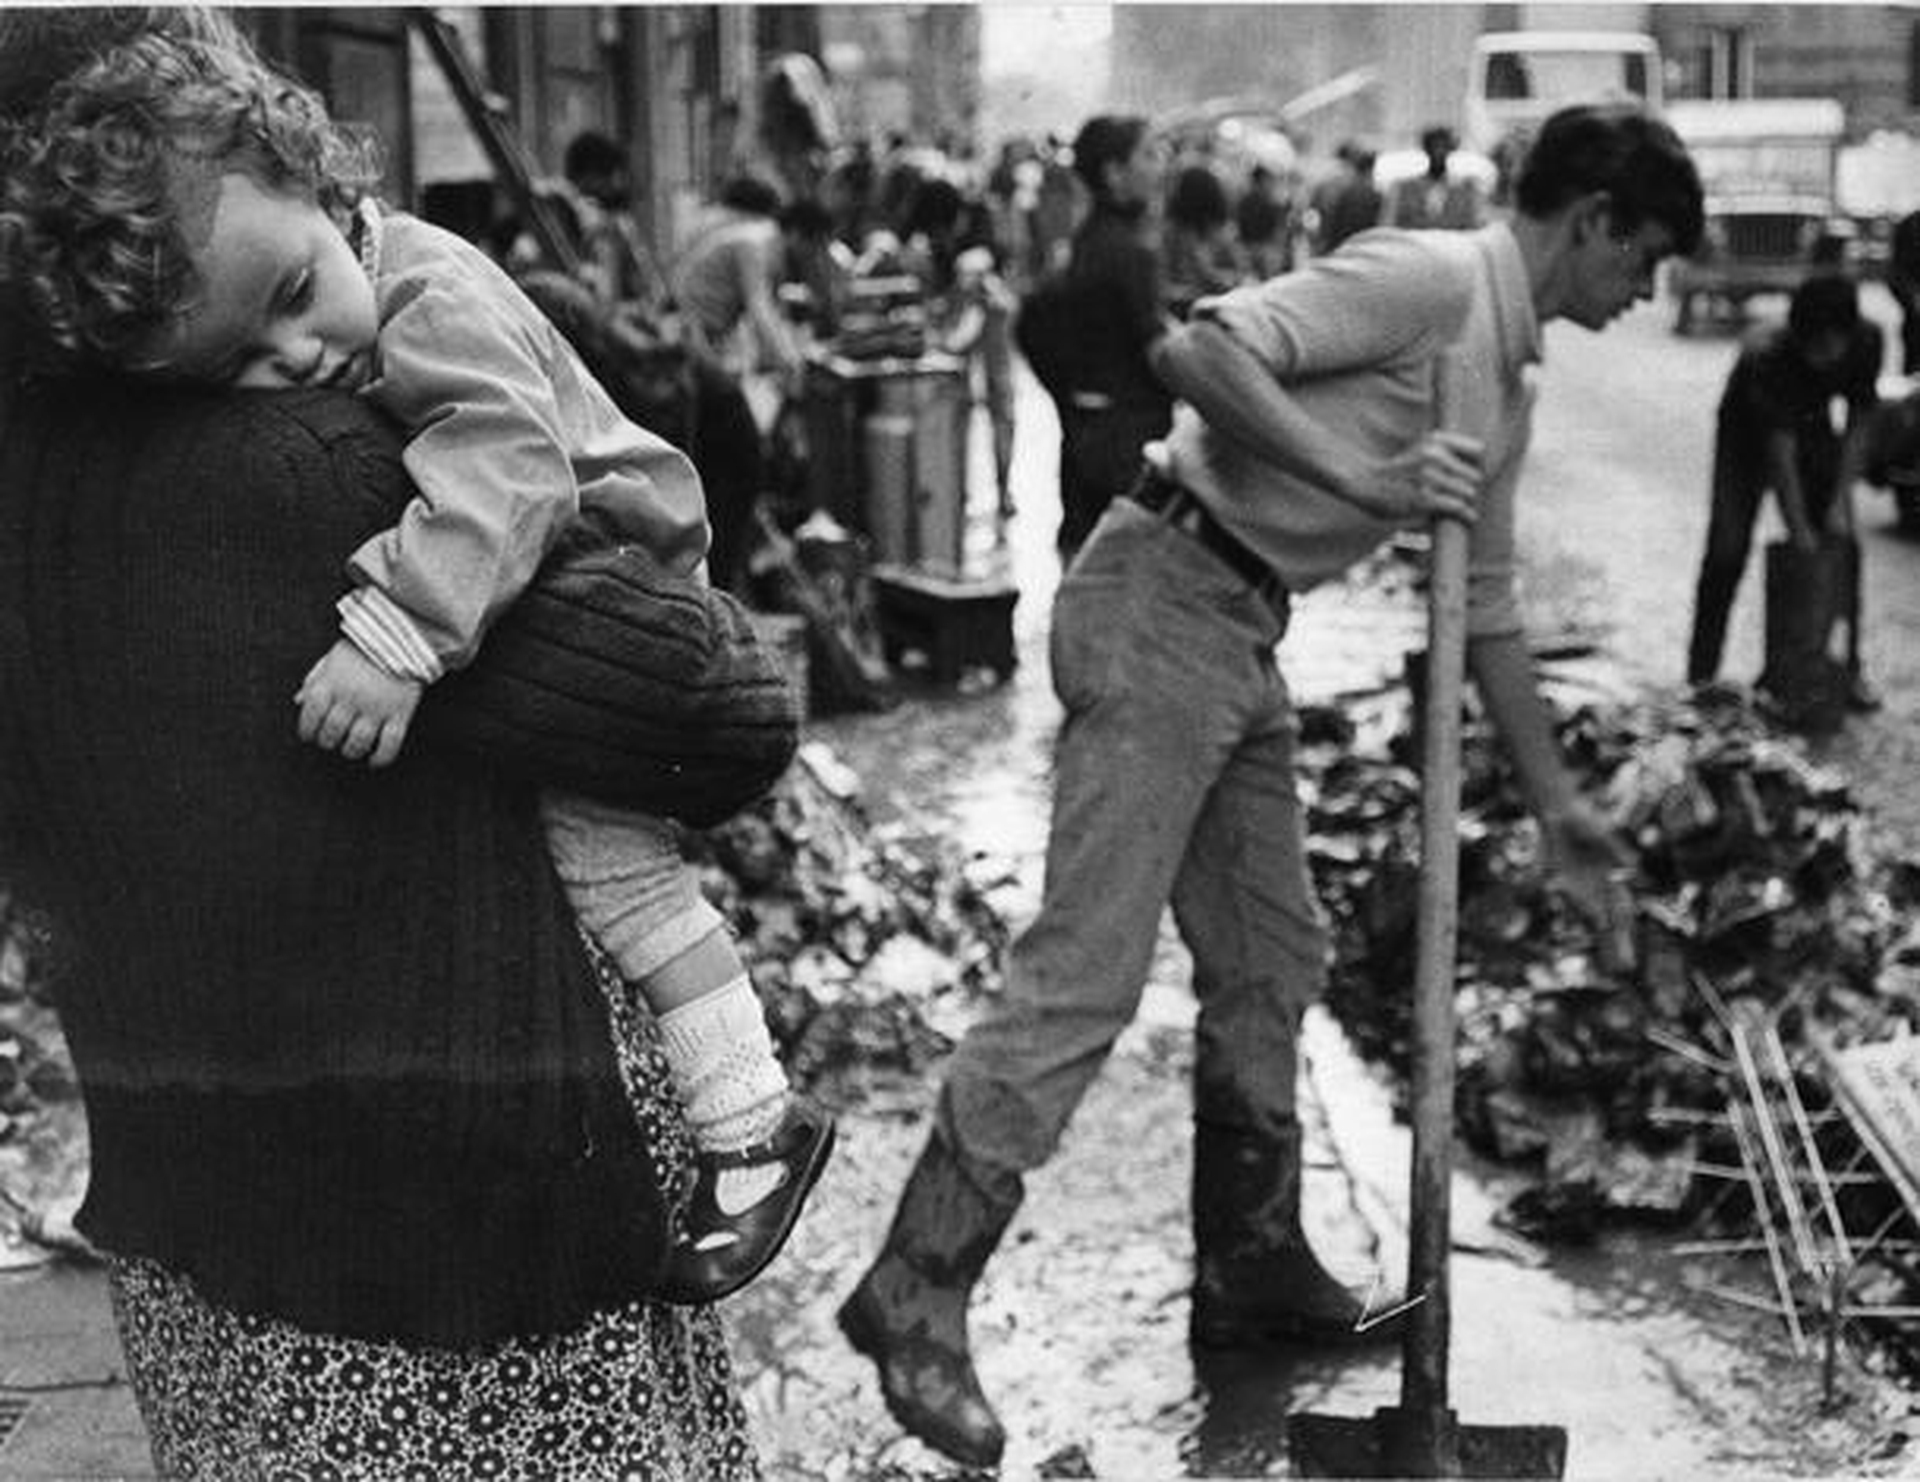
[{"left": 0, "top": 27, "right": 377, "bottom": 374}]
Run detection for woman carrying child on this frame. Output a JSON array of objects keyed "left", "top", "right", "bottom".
[{"left": 0, "top": 8, "right": 819, "bottom": 1474}]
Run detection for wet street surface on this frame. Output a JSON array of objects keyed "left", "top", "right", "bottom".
[{"left": 724, "top": 293, "right": 1920, "bottom": 1478}]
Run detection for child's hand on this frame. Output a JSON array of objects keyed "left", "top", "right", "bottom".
[{"left": 295, "top": 639, "right": 423, "bottom": 768}]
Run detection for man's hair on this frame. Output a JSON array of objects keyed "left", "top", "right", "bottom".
[
  {"left": 1166, "top": 164, "right": 1230, "bottom": 234},
  {"left": 1787, "top": 273, "right": 1860, "bottom": 344},
  {"left": 1070, "top": 114, "right": 1148, "bottom": 197},
  {"left": 902, "top": 177, "right": 964, "bottom": 240},
  {"left": 717, "top": 174, "right": 783, "bottom": 217},
  {"left": 1419, "top": 125, "right": 1457, "bottom": 156},
  {"left": 1513, "top": 104, "right": 1704, "bottom": 256},
  {"left": 562, "top": 129, "right": 625, "bottom": 185},
  {"left": 0, "top": 21, "right": 374, "bottom": 373}
]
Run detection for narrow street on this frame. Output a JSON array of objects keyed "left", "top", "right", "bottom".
[
  {"left": 6, "top": 9, "right": 1920, "bottom": 1480},
  {"left": 3, "top": 280, "right": 1916, "bottom": 1481},
  {"left": 722, "top": 287, "right": 1920, "bottom": 1478}
]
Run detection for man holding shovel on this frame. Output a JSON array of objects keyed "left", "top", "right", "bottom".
[{"left": 840, "top": 105, "right": 1703, "bottom": 1470}]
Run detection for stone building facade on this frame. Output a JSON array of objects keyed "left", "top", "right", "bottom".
[
  {"left": 1650, "top": 5, "right": 1920, "bottom": 139},
  {"left": 238, "top": 5, "right": 982, "bottom": 267}
]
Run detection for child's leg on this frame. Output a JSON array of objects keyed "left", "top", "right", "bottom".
[
  {"left": 540, "top": 791, "right": 788, "bottom": 1179},
  {"left": 543, "top": 789, "right": 835, "bottom": 1304}
]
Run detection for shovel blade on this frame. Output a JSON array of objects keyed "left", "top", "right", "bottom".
[{"left": 1291, "top": 1407, "right": 1568, "bottom": 1479}]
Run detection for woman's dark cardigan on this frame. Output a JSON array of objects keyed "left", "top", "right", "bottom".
[{"left": 0, "top": 380, "right": 797, "bottom": 1346}]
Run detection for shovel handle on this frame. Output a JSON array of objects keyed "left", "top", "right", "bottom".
[{"left": 1402, "top": 347, "right": 1474, "bottom": 1428}]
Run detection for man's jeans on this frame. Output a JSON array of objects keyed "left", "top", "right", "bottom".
[{"left": 940, "top": 500, "right": 1328, "bottom": 1201}]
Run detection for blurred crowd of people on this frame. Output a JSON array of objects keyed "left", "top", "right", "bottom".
[
  {"left": 793, "top": 115, "right": 1493, "bottom": 313},
  {"left": 464, "top": 108, "right": 1508, "bottom": 586}
]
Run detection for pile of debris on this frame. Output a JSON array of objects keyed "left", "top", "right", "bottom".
[
  {"left": 0, "top": 891, "right": 87, "bottom": 1264},
  {"left": 1304, "top": 686, "right": 1919, "bottom": 1239},
  {"left": 691, "top": 741, "right": 1015, "bottom": 1089},
  {"left": 1305, "top": 676, "right": 1920, "bottom": 1380}
]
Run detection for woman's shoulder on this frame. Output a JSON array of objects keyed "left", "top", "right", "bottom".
[
  {"left": 1, "top": 379, "right": 408, "bottom": 588},
  {"left": 188, "top": 385, "right": 405, "bottom": 476},
  {"left": 6, "top": 374, "right": 396, "bottom": 462}
]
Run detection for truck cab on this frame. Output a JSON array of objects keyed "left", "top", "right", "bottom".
[{"left": 1464, "top": 30, "right": 1664, "bottom": 166}]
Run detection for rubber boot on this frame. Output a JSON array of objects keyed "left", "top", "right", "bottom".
[
  {"left": 838, "top": 1131, "right": 1022, "bottom": 1468},
  {"left": 1189, "top": 1117, "right": 1403, "bottom": 1349}
]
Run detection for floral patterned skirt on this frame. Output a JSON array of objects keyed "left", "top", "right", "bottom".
[{"left": 104, "top": 947, "right": 761, "bottom": 1480}]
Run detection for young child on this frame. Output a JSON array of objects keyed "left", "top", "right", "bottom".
[{"left": 0, "top": 18, "right": 831, "bottom": 1303}]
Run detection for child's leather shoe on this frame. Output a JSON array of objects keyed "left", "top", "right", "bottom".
[{"left": 657, "top": 1094, "right": 836, "bottom": 1304}]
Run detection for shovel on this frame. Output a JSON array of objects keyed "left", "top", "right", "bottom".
[{"left": 1289, "top": 350, "right": 1569, "bottom": 1479}]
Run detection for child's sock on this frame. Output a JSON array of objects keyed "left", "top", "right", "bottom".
[{"left": 655, "top": 975, "right": 790, "bottom": 1213}]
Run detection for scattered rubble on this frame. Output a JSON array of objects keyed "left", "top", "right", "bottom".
[
  {"left": 0, "top": 889, "right": 86, "bottom": 1269},
  {"left": 1303, "top": 679, "right": 1920, "bottom": 1373},
  {"left": 692, "top": 740, "right": 1015, "bottom": 1090}
]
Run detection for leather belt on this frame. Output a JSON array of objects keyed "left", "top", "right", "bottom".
[{"left": 1127, "top": 468, "right": 1288, "bottom": 614}]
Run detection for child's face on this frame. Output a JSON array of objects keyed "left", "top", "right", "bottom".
[{"left": 152, "top": 172, "right": 377, "bottom": 390}]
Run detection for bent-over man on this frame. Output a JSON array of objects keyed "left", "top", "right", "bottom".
[{"left": 840, "top": 105, "right": 1703, "bottom": 1471}]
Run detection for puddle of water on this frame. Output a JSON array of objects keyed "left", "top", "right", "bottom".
[{"left": 1288, "top": 1011, "right": 1911, "bottom": 1482}]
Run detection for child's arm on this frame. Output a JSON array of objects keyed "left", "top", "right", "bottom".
[
  {"left": 295, "top": 637, "right": 421, "bottom": 767},
  {"left": 307, "top": 245, "right": 708, "bottom": 768},
  {"left": 349, "top": 268, "right": 708, "bottom": 676},
  {"left": 351, "top": 287, "right": 593, "bottom": 672},
  {"left": 290, "top": 578, "right": 437, "bottom": 766}
]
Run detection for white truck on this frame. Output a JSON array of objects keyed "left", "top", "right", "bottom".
[{"left": 1461, "top": 30, "right": 1664, "bottom": 199}]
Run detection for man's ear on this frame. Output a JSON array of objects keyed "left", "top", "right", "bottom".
[{"left": 1572, "top": 190, "right": 1614, "bottom": 242}]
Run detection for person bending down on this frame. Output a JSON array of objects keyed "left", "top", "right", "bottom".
[
  {"left": 0, "top": 22, "right": 831, "bottom": 1301},
  {"left": 840, "top": 103, "right": 1702, "bottom": 1469},
  {"left": 1686, "top": 274, "right": 1883, "bottom": 710}
]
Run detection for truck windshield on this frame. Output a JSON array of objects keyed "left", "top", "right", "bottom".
[{"left": 1483, "top": 49, "right": 1649, "bottom": 103}]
